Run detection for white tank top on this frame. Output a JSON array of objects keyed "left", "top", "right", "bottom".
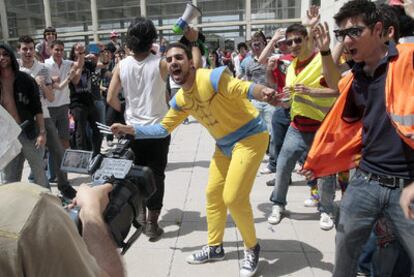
[{"left": 119, "top": 54, "right": 168, "bottom": 125}]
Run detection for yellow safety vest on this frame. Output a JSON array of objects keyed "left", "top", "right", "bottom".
[{"left": 286, "top": 53, "right": 337, "bottom": 122}]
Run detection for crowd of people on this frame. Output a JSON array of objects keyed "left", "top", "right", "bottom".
[{"left": 1, "top": 0, "right": 414, "bottom": 276}]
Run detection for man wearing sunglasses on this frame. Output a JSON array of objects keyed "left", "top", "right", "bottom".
[
  {"left": 267, "top": 14, "right": 338, "bottom": 229},
  {"left": 302, "top": 1, "right": 414, "bottom": 276}
]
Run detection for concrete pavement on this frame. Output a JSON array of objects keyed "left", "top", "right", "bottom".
[
  {"left": 123, "top": 119, "right": 336, "bottom": 277},
  {"left": 21, "top": 118, "right": 336, "bottom": 276}
]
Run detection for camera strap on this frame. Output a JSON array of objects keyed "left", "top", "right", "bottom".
[{"left": 121, "top": 218, "right": 144, "bottom": 255}]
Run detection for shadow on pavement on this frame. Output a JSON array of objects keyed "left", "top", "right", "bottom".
[
  {"left": 172, "top": 239, "right": 333, "bottom": 276},
  {"left": 257, "top": 202, "right": 320, "bottom": 221},
  {"left": 166, "top": 160, "right": 210, "bottom": 171}
]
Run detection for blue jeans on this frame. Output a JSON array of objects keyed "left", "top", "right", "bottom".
[
  {"left": 268, "top": 107, "right": 290, "bottom": 172},
  {"left": 318, "top": 174, "right": 336, "bottom": 215},
  {"left": 333, "top": 169, "right": 414, "bottom": 277},
  {"left": 94, "top": 99, "right": 106, "bottom": 125},
  {"left": 269, "top": 126, "right": 315, "bottom": 206},
  {"left": 251, "top": 99, "right": 274, "bottom": 157},
  {"left": 3, "top": 132, "right": 49, "bottom": 189}
]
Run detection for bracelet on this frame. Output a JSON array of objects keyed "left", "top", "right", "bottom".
[
  {"left": 39, "top": 129, "right": 46, "bottom": 135},
  {"left": 320, "top": 49, "right": 331, "bottom": 56}
]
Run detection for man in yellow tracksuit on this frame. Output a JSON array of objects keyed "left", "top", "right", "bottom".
[{"left": 111, "top": 42, "right": 281, "bottom": 277}]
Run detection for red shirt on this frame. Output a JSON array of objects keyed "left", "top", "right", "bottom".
[{"left": 271, "top": 53, "right": 294, "bottom": 93}]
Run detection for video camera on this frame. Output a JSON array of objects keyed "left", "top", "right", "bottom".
[{"left": 60, "top": 137, "right": 156, "bottom": 254}]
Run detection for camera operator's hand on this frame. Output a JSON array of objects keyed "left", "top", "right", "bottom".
[
  {"left": 71, "top": 183, "right": 125, "bottom": 277},
  {"left": 111, "top": 123, "right": 135, "bottom": 137},
  {"left": 71, "top": 183, "right": 112, "bottom": 220}
]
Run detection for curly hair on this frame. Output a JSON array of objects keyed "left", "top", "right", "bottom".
[{"left": 126, "top": 17, "right": 158, "bottom": 54}]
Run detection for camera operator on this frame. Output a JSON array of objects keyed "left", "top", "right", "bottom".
[{"left": 0, "top": 182, "right": 125, "bottom": 277}]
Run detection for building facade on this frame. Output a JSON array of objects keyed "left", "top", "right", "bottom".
[{"left": 0, "top": 0, "right": 317, "bottom": 49}]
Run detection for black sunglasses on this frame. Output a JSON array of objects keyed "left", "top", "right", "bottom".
[
  {"left": 285, "top": 37, "right": 303, "bottom": 46},
  {"left": 333, "top": 26, "right": 366, "bottom": 42}
]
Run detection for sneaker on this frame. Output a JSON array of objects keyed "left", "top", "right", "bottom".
[
  {"left": 240, "top": 244, "right": 260, "bottom": 277},
  {"left": 266, "top": 178, "right": 292, "bottom": 186},
  {"left": 260, "top": 167, "right": 274, "bottom": 175},
  {"left": 304, "top": 197, "right": 319, "bottom": 207},
  {"left": 319, "top": 212, "right": 334, "bottom": 230},
  {"left": 186, "top": 244, "right": 225, "bottom": 264},
  {"left": 268, "top": 205, "right": 284, "bottom": 225}
]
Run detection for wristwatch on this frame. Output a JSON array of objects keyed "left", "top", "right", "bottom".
[{"left": 320, "top": 49, "right": 331, "bottom": 56}]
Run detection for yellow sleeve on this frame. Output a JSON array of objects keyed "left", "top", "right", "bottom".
[
  {"left": 160, "top": 108, "right": 189, "bottom": 133},
  {"left": 217, "top": 70, "right": 253, "bottom": 99}
]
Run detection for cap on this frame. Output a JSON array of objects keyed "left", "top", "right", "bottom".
[{"left": 110, "top": 31, "right": 120, "bottom": 38}]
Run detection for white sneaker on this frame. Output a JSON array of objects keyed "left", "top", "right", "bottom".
[
  {"left": 319, "top": 212, "right": 334, "bottom": 230},
  {"left": 260, "top": 166, "right": 273, "bottom": 175},
  {"left": 268, "top": 205, "right": 284, "bottom": 225},
  {"left": 304, "top": 198, "right": 319, "bottom": 207}
]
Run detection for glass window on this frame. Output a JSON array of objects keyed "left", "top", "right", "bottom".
[
  {"left": 50, "top": 0, "right": 91, "bottom": 32},
  {"left": 5, "top": 0, "right": 45, "bottom": 38},
  {"left": 97, "top": 0, "right": 141, "bottom": 31},
  {"left": 147, "top": 0, "right": 188, "bottom": 27},
  {"left": 252, "top": 0, "right": 300, "bottom": 20},
  {"left": 198, "top": 0, "right": 245, "bottom": 23}
]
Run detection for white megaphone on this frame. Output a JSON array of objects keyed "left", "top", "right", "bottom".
[{"left": 172, "top": 3, "right": 202, "bottom": 35}]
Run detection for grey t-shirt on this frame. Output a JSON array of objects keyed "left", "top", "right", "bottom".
[{"left": 245, "top": 57, "right": 268, "bottom": 86}]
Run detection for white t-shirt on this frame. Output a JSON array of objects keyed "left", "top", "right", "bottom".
[
  {"left": 44, "top": 57, "right": 73, "bottom": 107},
  {"left": 19, "top": 60, "right": 52, "bottom": 118},
  {"left": 119, "top": 54, "right": 168, "bottom": 125}
]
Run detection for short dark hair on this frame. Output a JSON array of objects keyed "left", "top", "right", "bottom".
[
  {"left": 43, "top": 26, "right": 57, "bottom": 39},
  {"left": 285, "top": 23, "right": 308, "bottom": 38},
  {"left": 334, "top": 0, "right": 380, "bottom": 27},
  {"left": 392, "top": 5, "right": 414, "bottom": 38},
  {"left": 251, "top": 31, "right": 267, "bottom": 45},
  {"left": 165, "top": 42, "right": 192, "bottom": 60},
  {"left": 126, "top": 17, "right": 157, "bottom": 54},
  {"left": 17, "top": 35, "right": 35, "bottom": 48},
  {"left": 378, "top": 4, "right": 400, "bottom": 42},
  {"left": 237, "top": 42, "right": 248, "bottom": 52},
  {"left": 49, "top": 40, "right": 64, "bottom": 49}
]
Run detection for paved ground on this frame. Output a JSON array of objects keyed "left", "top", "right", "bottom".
[{"left": 21, "top": 118, "right": 338, "bottom": 276}]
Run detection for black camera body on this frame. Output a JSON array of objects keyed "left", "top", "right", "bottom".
[{"left": 61, "top": 138, "right": 156, "bottom": 254}]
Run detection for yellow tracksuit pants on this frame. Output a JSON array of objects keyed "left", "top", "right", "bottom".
[{"left": 206, "top": 131, "right": 268, "bottom": 249}]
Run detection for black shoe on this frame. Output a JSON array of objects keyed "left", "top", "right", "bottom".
[
  {"left": 266, "top": 179, "right": 275, "bottom": 186},
  {"left": 60, "top": 186, "right": 77, "bottom": 199},
  {"left": 48, "top": 177, "right": 57, "bottom": 183}
]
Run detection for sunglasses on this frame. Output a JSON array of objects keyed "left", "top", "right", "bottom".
[
  {"left": 44, "top": 32, "right": 56, "bottom": 36},
  {"left": 333, "top": 26, "right": 366, "bottom": 42},
  {"left": 285, "top": 37, "right": 303, "bottom": 46}
]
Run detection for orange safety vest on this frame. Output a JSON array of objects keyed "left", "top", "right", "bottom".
[{"left": 304, "top": 44, "right": 414, "bottom": 178}]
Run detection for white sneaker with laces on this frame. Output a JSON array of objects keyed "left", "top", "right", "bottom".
[
  {"left": 320, "top": 212, "right": 334, "bottom": 230},
  {"left": 240, "top": 244, "right": 260, "bottom": 277},
  {"left": 268, "top": 205, "right": 284, "bottom": 225}
]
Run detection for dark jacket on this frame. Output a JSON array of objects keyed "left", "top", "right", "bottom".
[{"left": 0, "top": 44, "right": 42, "bottom": 139}]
